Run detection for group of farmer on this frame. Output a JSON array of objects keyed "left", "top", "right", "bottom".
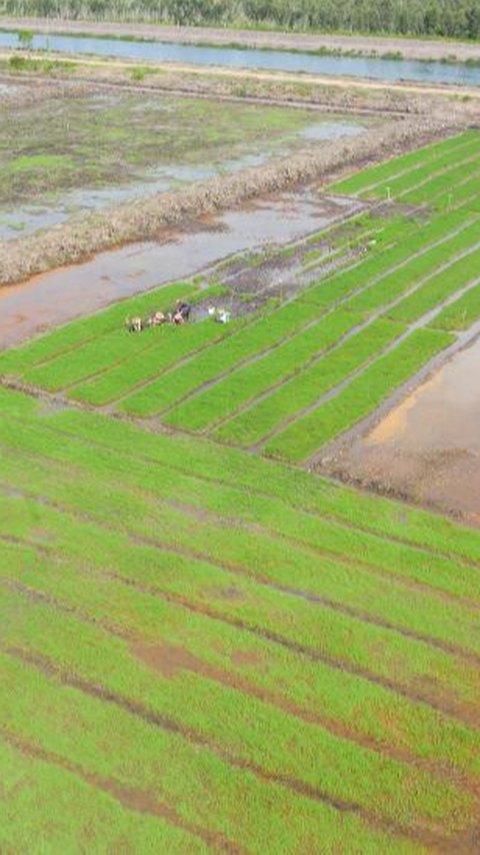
[
  {"left": 126, "top": 299, "right": 192, "bottom": 333},
  {"left": 126, "top": 299, "right": 231, "bottom": 333}
]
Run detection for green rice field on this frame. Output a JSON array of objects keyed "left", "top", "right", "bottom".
[{"left": 2, "top": 129, "right": 480, "bottom": 851}]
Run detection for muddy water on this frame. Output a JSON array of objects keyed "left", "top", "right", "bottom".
[
  {"left": 0, "top": 190, "right": 359, "bottom": 349},
  {"left": 0, "top": 119, "right": 365, "bottom": 241},
  {"left": 330, "top": 335, "right": 480, "bottom": 523}
]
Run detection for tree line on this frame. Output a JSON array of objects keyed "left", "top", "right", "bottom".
[{"left": 2, "top": 0, "right": 480, "bottom": 40}]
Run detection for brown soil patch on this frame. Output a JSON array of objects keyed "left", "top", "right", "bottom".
[
  {"left": 230, "top": 650, "right": 264, "bottom": 667},
  {"left": 133, "top": 642, "right": 202, "bottom": 679},
  {"left": 322, "top": 336, "right": 480, "bottom": 526}
]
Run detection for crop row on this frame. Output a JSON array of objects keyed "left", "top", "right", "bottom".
[
  {"left": 429, "top": 281, "right": 480, "bottom": 330},
  {"left": 166, "top": 220, "right": 480, "bottom": 435},
  {"left": 0, "top": 516, "right": 475, "bottom": 841},
  {"left": 214, "top": 317, "right": 404, "bottom": 446},
  {"left": 366, "top": 142, "right": 480, "bottom": 202},
  {"left": 388, "top": 245, "right": 480, "bottom": 324},
  {"left": 3, "top": 384, "right": 480, "bottom": 563},
  {"left": 0, "top": 280, "right": 201, "bottom": 378},
  {"left": 300, "top": 208, "right": 472, "bottom": 308},
  {"left": 121, "top": 210, "right": 473, "bottom": 420},
  {"left": 1, "top": 575, "right": 478, "bottom": 801},
  {"left": 163, "top": 307, "right": 364, "bottom": 432},
  {"left": 3, "top": 442, "right": 480, "bottom": 666},
  {"left": 330, "top": 130, "right": 475, "bottom": 197},
  {"left": 266, "top": 328, "right": 453, "bottom": 461},
  {"left": 345, "top": 217, "right": 480, "bottom": 314},
  {"left": 2, "top": 392, "right": 476, "bottom": 604},
  {"left": 398, "top": 157, "right": 480, "bottom": 207},
  {"left": 1, "top": 409, "right": 479, "bottom": 732}
]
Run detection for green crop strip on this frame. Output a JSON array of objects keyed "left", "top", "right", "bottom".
[
  {"left": 429, "top": 281, "right": 480, "bottom": 330},
  {"left": 362, "top": 140, "right": 480, "bottom": 201},
  {"left": 388, "top": 246, "right": 480, "bottom": 324},
  {"left": 330, "top": 130, "right": 478, "bottom": 196},
  {"left": 0, "top": 280, "right": 199, "bottom": 377},
  {"left": 164, "top": 308, "right": 364, "bottom": 432},
  {"left": 3, "top": 128, "right": 480, "bottom": 849},
  {"left": 118, "top": 299, "right": 317, "bottom": 417},
  {"left": 344, "top": 218, "right": 480, "bottom": 314},
  {"left": 266, "top": 329, "right": 453, "bottom": 461},
  {"left": 215, "top": 318, "right": 405, "bottom": 446}
]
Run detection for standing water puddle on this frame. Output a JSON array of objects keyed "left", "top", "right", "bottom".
[
  {"left": 0, "top": 190, "right": 360, "bottom": 348},
  {"left": 1, "top": 31, "right": 480, "bottom": 85},
  {"left": 0, "top": 120, "right": 365, "bottom": 241},
  {"left": 328, "top": 334, "right": 480, "bottom": 523}
]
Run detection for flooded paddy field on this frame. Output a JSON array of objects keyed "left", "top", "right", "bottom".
[
  {"left": 0, "top": 88, "right": 377, "bottom": 239},
  {"left": 323, "top": 333, "right": 480, "bottom": 524}
]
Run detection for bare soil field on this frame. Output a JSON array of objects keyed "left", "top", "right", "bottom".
[{"left": 2, "top": 16, "right": 480, "bottom": 63}]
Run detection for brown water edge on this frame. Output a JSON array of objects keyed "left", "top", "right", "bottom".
[
  {"left": 320, "top": 331, "right": 480, "bottom": 525},
  {"left": 0, "top": 189, "right": 360, "bottom": 349}
]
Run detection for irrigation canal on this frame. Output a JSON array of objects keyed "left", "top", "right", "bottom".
[{"left": 1, "top": 30, "right": 480, "bottom": 86}]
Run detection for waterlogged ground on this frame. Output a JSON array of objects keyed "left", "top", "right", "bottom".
[
  {"left": 330, "top": 333, "right": 480, "bottom": 523},
  {"left": 0, "top": 91, "right": 374, "bottom": 239}
]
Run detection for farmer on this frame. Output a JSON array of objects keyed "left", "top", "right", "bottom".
[
  {"left": 126, "top": 316, "right": 144, "bottom": 333},
  {"left": 151, "top": 311, "right": 167, "bottom": 326},
  {"left": 173, "top": 299, "right": 192, "bottom": 323}
]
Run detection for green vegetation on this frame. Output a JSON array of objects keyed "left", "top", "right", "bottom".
[
  {"left": 1, "top": 382, "right": 480, "bottom": 850},
  {"left": 3, "top": 0, "right": 480, "bottom": 39},
  {"left": 4, "top": 131, "right": 480, "bottom": 465},
  {"left": 430, "top": 280, "right": 480, "bottom": 329},
  {"left": 4, "top": 132, "right": 480, "bottom": 846},
  {"left": 265, "top": 327, "right": 453, "bottom": 460},
  {"left": 0, "top": 92, "right": 348, "bottom": 207}
]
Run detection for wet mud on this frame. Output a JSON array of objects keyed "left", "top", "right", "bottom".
[
  {"left": 0, "top": 190, "right": 360, "bottom": 348},
  {"left": 324, "top": 336, "right": 480, "bottom": 524}
]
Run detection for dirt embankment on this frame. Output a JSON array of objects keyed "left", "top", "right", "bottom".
[
  {"left": 41, "top": 54, "right": 477, "bottom": 117},
  {"left": 0, "top": 116, "right": 454, "bottom": 287},
  {"left": 0, "top": 74, "right": 103, "bottom": 107},
  {"left": 1, "top": 16, "right": 480, "bottom": 63}
]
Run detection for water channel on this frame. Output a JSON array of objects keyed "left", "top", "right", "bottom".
[{"left": 1, "top": 30, "right": 480, "bottom": 86}]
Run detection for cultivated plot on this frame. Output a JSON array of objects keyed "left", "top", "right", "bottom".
[
  {"left": 1, "top": 385, "right": 480, "bottom": 851},
  {"left": 3, "top": 130, "right": 480, "bottom": 466}
]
